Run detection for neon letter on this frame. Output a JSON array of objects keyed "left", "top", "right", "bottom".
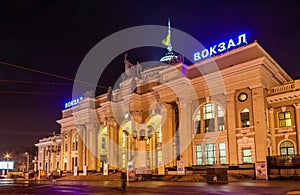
[
  {"left": 209, "top": 45, "right": 217, "bottom": 56},
  {"left": 201, "top": 49, "right": 209, "bottom": 58},
  {"left": 236, "top": 33, "right": 247, "bottom": 45},
  {"left": 194, "top": 52, "right": 201, "bottom": 61},
  {"left": 227, "top": 39, "right": 236, "bottom": 49},
  {"left": 218, "top": 42, "right": 226, "bottom": 52}
]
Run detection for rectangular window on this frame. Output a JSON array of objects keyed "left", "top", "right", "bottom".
[
  {"left": 218, "top": 142, "right": 226, "bottom": 164},
  {"left": 204, "top": 144, "right": 216, "bottom": 165},
  {"left": 242, "top": 148, "right": 252, "bottom": 163},
  {"left": 157, "top": 150, "right": 163, "bottom": 162},
  {"left": 196, "top": 145, "right": 202, "bottom": 165},
  {"left": 279, "top": 111, "right": 292, "bottom": 127},
  {"left": 204, "top": 104, "right": 214, "bottom": 120}
]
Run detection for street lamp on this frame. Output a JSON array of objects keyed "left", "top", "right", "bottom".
[
  {"left": 132, "top": 125, "right": 153, "bottom": 141},
  {"left": 4, "top": 153, "right": 11, "bottom": 176},
  {"left": 25, "top": 152, "right": 29, "bottom": 172}
]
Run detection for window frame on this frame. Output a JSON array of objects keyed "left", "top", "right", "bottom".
[
  {"left": 242, "top": 148, "right": 252, "bottom": 163},
  {"left": 278, "top": 111, "right": 292, "bottom": 127}
]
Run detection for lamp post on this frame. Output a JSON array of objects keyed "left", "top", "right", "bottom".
[
  {"left": 4, "top": 153, "right": 10, "bottom": 176},
  {"left": 25, "top": 152, "right": 29, "bottom": 172},
  {"left": 132, "top": 125, "right": 154, "bottom": 169}
]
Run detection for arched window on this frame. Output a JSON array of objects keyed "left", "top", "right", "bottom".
[
  {"left": 280, "top": 141, "right": 294, "bottom": 156},
  {"left": 240, "top": 108, "right": 250, "bottom": 127},
  {"left": 72, "top": 133, "right": 78, "bottom": 151},
  {"left": 195, "top": 103, "right": 224, "bottom": 133}
]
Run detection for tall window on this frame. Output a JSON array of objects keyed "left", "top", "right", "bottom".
[
  {"left": 195, "top": 110, "right": 201, "bottom": 134},
  {"left": 204, "top": 104, "right": 215, "bottom": 132},
  {"left": 280, "top": 141, "right": 294, "bottom": 156},
  {"left": 196, "top": 145, "right": 202, "bottom": 165},
  {"left": 157, "top": 150, "right": 163, "bottom": 162},
  {"left": 72, "top": 133, "right": 78, "bottom": 151},
  {"left": 121, "top": 154, "right": 126, "bottom": 169},
  {"left": 218, "top": 106, "right": 224, "bottom": 131},
  {"left": 242, "top": 148, "right": 252, "bottom": 163},
  {"left": 218, "top": 142, "right": 226, "bottom": 164},
  {"left": 204, "top": 144, "right": 216, "bottom": 165},
  {"left": 279, "top": 111, "right": 292, "bottom": 127},
  {"left": 156, "top": 125, "right": 163, "bottom": 165},
  {"left": 121, "top": 131, "right": 127, "bottom": 148},
  {"left": 64, "top": 133, "right": 68, "bottom": 152},
  {"left": 240, "top": 108, "right": 250, "bottom": 127}
]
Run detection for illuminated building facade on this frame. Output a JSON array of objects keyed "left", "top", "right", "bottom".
[
  {"left": 36, "top": 39, "right": 300, "bottom": 176},
  {"left": 35, "top": 134, "right": 61, "bottom": 173}
]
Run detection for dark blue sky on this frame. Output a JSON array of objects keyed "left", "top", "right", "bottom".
[{"left": 0, "top": 0, "right": 299, "bottom": 149}]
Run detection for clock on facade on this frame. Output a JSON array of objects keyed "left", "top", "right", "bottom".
[{"left": 238, "top": 93, "right": 248, "bottom": 102}]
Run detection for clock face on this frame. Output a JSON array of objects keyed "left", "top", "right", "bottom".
[{"left": 238, "top": 93, "right": 248, "bottom": 102}]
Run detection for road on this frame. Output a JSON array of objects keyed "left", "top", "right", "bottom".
[{"left": 0, "top": 179, "right": 300, "bottom": 194}]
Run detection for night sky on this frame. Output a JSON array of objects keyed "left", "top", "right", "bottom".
[{"left": 0, "top": 1, "right": 299, "bottom": 150}]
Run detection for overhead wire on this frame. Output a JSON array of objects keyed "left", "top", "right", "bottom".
[{"left": 0, "top": 61, "right": 108, "bottom": 89}]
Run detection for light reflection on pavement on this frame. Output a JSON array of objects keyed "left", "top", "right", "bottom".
[{"left": 0, "top": 179, "right": 300, "bottom": 194}]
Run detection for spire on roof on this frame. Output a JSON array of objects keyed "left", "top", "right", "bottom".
[{"left": 160, "top": 18, "right": 177, "bottom": 63}]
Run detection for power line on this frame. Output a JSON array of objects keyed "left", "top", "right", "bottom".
[
  {"left": 0, "top": 61, "right": 108, "bottom": 89},
  {"left": 0, "top": 79, "right": 74, "bottom": 86},
  {"left": 0, "top": 90, "right": 71, "bottom": 96}
]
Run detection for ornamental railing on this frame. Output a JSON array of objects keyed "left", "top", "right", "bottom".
[
  {"left": 269, "top": 83, "right": 294, "bottom": 95},
  {"left": 267, "top": 155, "right": 300, "bottom": 167}
]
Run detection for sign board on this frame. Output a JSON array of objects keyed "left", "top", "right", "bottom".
[
  {"left": 158, "top": 161, "right": 165, "bottom": 175},
  {"left": 74, "top": 166, "right": 78, "bottom": 176},
  {"left": 193, "top": 33, "right": 247, "bottom": 62},
  {"left": 127, "top": 161, "right": 135, "bottom": 181},
  {"left": 83, "top": 165, "right": 87, "bottom": 176},
  {"left": 177, "top": 160, "right": 185, "bottom": 175},
  {"left": 64, "top": 96, "right": 83, "bottom": 108},
  {"left": 103, "top": 163, "right": 108, "bottom": 175},
  {"left": 0, "top": 161, "right": 14, "bottom": 170},
  {"left": 255, "top": 161, "right": 267, "bottom": 180}
]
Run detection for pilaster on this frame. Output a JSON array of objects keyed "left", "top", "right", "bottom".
[
  {"left": 226, "top": 92, "right": 238, "bottom": 165},
  {"left": 252, "top": 87, "right": 268, "bottom": 162},
  {"left": 268, "top": 108, "right": 277, "bottom": 155}
]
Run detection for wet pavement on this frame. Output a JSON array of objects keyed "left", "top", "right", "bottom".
[{"left": 0, "top": 179, "right": 300, "bottom": 194}]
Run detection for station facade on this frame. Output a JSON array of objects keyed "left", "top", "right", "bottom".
[{"left": 36, "top": 41, "right": 300, "bottom": 175}]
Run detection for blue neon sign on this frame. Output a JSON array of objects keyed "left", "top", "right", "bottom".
[
  {"left": 194, "top": 33, "right": 247, "bottom": 62},
  {"left": 64, "top": 97, "right": 83, "bottom": 108}
]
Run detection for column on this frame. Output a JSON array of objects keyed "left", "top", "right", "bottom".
[
  {"left": 162, "top": 103, "right": 176, "bottom": 167},
  {"left": 86, "top": 123, "right": 99, "bottom": 171},
  {"left": 76, "top": 124, "right": 85, "bottom": 171},
  {"left": 179, "top": 100, "right": 193, "bottom": 166},
  {"left": 252, "top": 87, "right": 268, "bottom": 162},
  {"left": 107, "top": 118, "right": 118, "bottom": 169},
  {"left": 67, "top": 131, "right": 72, "bottom": 171},
  {"left": 91, "top": 124, "right": 99, "bottom": 171},
  {"left": 268, "top": 108, "right": 277, "bottom": 155},
  {"left": 294, "top": 104, "right": 300, "bottom": 154},
  {"left": 226, "top": 92, "right": 238, "bottom": 165}
]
